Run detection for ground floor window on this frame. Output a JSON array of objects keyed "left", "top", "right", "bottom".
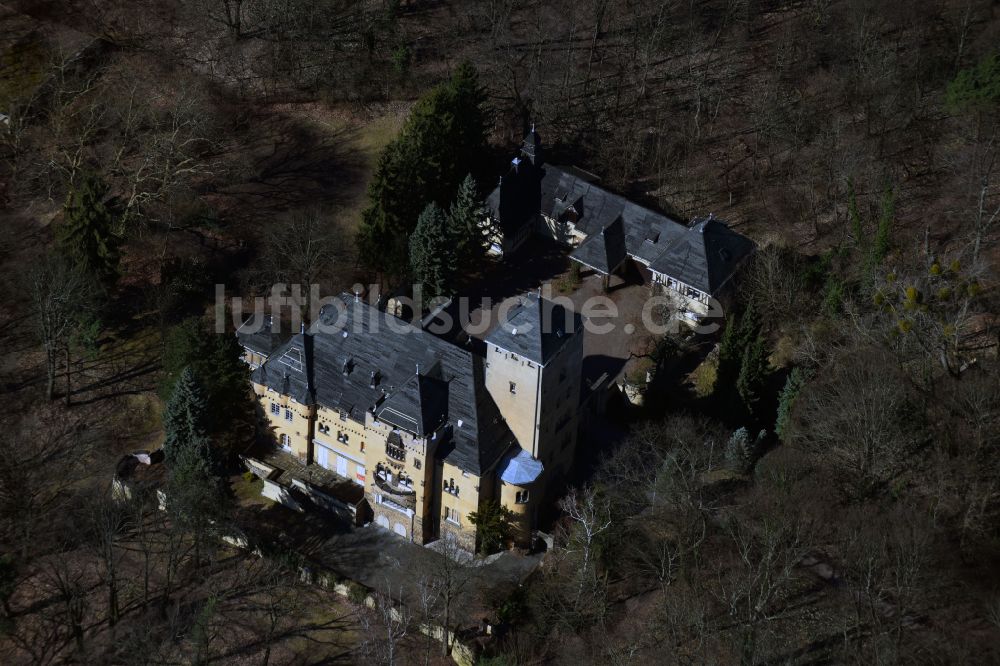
[
  {"left": 279, "top": 434, "right": 292, "bottom": 451},
  {"left": 444, "top": 507, "right": 461, "bottom": 525}
]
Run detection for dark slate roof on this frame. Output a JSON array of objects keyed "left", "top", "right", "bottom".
[
  {"left": 251, "top": 333, "right": 314, "bottom": 405},
  {"left": 569, "top": 215, "right": 627, "bottom": 275},
  {"left": 375, "top": 362, "right": 449, "bottom": 436},
  {"left": 484, "top": 293, "right": 583, "bottom": 366},
  {"left": 256, "top": 296, "right": 515, "bottom": 476},
  {"left": 648, "top": 217, "right": 757, "bottom": 294},
  {"left": 486, "top": 126, "right": 756, "bottom": 295},
  {"left": 537, "top": 165, "right": 687, "bottom": 254},
  {"left": 520, "top": 126, "right": 543, "bottom": 165},
  {"left": 236, "top": 313, "right": 286, "bottom": 356},
  {"left": 485, "top": 160, "right": 543, "bottom": 237}
]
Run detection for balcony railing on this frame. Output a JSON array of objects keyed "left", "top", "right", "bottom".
[{"left": 374, "top": 474, "right": 416, "bottom": 500}]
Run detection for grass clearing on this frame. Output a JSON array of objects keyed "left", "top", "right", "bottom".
[
  {"left": 232, "top": 472, "right": 268, "bottom": 505},
  {"left": 690, "top": 357, "right": 718, "bottom": 398}
]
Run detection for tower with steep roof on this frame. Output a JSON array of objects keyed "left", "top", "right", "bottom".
[{"left": 483, "top": 293, "right": 584, "bottom": 480}]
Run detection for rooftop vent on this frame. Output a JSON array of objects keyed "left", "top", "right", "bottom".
[
  {"left": 370, "top": 370, "right": 380, "bottom": 388},
  {"left": 342, "top": 358, "right": 354, "bottom": 376},
  {"left": 511, "top": 327, "right": 518, "bottom": 336}
]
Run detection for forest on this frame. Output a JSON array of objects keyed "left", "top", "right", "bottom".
[{"left": 1, "top": 0, "right": 999, "bottom": 664}]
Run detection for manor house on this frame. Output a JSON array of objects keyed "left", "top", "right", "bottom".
[{"left": 245, "top": 292, "right": 585, "bottom": 552}]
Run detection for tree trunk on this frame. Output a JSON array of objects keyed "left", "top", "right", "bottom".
[
  {"left": 64, "top": 345, "right": 72, "bottom": 406},
  {"left": 108, "top": 577, "right": 118, "bottom": 626},
  {"left": 441, "top": 595, "right": 451, "bottom": 657},
  {"left": 46, "top": 350, "right": 56, "bottom": 400}
]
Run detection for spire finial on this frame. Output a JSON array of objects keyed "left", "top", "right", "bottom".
[
  {"left": 416, "top": 363, "right": 420, "bottom": 376},
  {"left": 531, "top": 121, "right": 535, "bottom": 133}
]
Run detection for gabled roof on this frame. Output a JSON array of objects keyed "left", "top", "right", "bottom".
[
  {"left": 251, "top": 333, "right": 314, "bottom": 405},
  {"left": 236, "top": 313, "right": 286, "bottom": 356},
  {"left": 538, "top": 166, "right": 687, "bottom": 250},
  {"left": 484, "top": 293, "right": 583, "bottom": 366},
  {"left": 569, "top": 215, "right": 627, "bottom": 275},
  {"left": 375, "top": 362, "right": 449, "bottom": 436},
  {"left": 649, "top": 217, "right": 756, "bottom": 294}
]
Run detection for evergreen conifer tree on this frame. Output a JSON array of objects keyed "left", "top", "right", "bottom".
[
  {"left": 58, "top": 174, "right": 120, "bottom": 288},
  {"left": 358, "top": 63, "right": 487, "bottom": 278},
  {"left": 736, "top": 334, "right": 769, "bottom": 416},
  {"left": 716, "top": 301, "right": 761, "bottom": 394},
  {"left": 468, "top": 499, "right": 514, "bottom": 555},
  {"left": 410, "top": 202, "right": 455, "bottom": 299},
  {"left": 163, "top": 367, "right": 214, "bottom": 472},
  {"left": 725, "top": 427, "right": 767, "bottom": 474},
  {"left": 871, "top": 184, "right": 894, "bottom": 266},
  {"left": 447, "top": 173, "right": 488, "bottom": 271},
  {"left": 725, "top": 427, "right": 752, "bottom": 473},
  {"left": 775, "top": 366, "right": 810, "bottom": 441},
  {"left": 161, "top": 317, "right": 254, "bottom": 454}
]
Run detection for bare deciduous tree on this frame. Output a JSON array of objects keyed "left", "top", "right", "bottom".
[
  {"left": 359, "top": 579, "right": 412, "bottom": 666},
  {"left": 793, "top": 347, "right": 915, "bottom": 497},
  {"left": 27, "top": 254, "right": 93, "bottom": 402}
]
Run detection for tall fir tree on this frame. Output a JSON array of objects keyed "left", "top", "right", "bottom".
[
  {"left": 163, "top": 367, "right": 215, "bottom": 473},
  {"left": 775, "top": 366, "right": 810, "bottom": 441},
  {"left": 410, "top": 202, "right": 455, "bottom": 299},
  {"left": 58, "top": 174, "right": 120, "bottom": 289},
  {"left": 161, "top": 317, "right": 253, "bottom": 454},
  {"left": 871, "top": 184, "right": 894, "bottom": 266},
  {"left": 447, "top": 173, "right": 488, "bottom": 272},
  {"left": 736, "top": 334, "right": 769, "bottom": 416},
  {"left": 716, "top": 301, "right": 761, "bottom": 394},
  {"left": 358, "top": 62, "right": 487, "bottom": 278}
]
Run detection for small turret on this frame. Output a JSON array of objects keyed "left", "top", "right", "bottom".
[{"left": 520, "top": 123, "right": 543, "bottom": 166}]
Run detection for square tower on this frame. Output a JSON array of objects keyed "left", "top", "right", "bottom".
[{"left": 484, "top": 294, "right": 584, "bottom": 475}]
